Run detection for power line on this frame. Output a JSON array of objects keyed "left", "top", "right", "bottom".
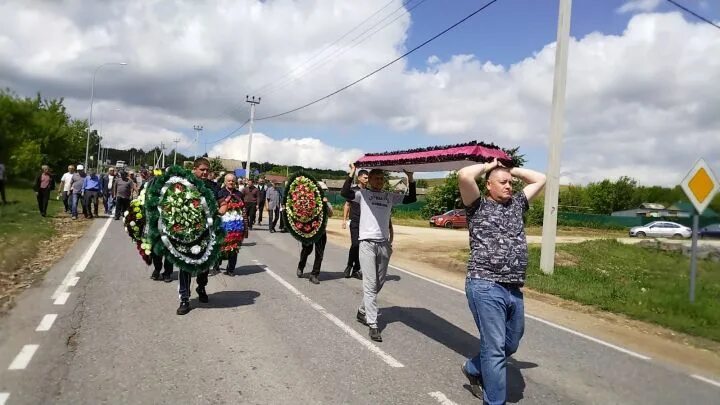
[
  {"left": 257, "top": 0, "right": 500, "bottom": 121},
  {"left": 666, "top": 0, "right": 720, "bottom": 30},
  {"left": 247, "top": 0, "right": 398, "bottom": 96},
  {"left": 205, "top": 119, "right": 251, "bottom": 145},
  {"left": 258, "top": 0, "right": 431, "bottom": 99}
]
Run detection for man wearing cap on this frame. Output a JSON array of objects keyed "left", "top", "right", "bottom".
[{"left": 69, "top": 165, "right": 87, "bottom": 220}]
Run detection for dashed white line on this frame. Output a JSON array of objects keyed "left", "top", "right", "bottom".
[
  {"left": 52, "top": 218, "right": 112, "bottom": 300},
  {"left": 8, "top": 344, "right": 39, "bottom": 370},
  {"left": 389, "top": 264, "right": 652, "bottom": 361},
  {"left": 692, "top": 374, "right": 720, "bottom": 389},
  {"left": 36, "top": 314, "right": 58, "bottom": 332},
  {"left": 0, "top": 393, "right": 9, "bottom": 405},
  {"left": 428, "top": 391, "right": 459, "bottom": 405},
  {"left": 54, "top": 292, "right": 70, "bottom": 305},
  {"left": 255, "top": 260, "right": 404, "bottom": 368}
]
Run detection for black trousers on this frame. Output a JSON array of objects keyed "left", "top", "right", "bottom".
[
  {"left": 178, "top": 270, "right": 209, "bottom": 300},
  {"left": 298, "top": 233, "right": 327, "bottom": 276},
  {"left": 84, "top": 190, "right": 99, "bottom": 217},
  {"left": 347, "top": 226, "right": 360, "bottom": 270},
  {"left": 151, "top": 254, "right": 173, "bottom": 275},
  {"left": 0, "top": 179, "right": 5, "bottom": 203},
  {"left": 245, "top": 202, "right": 257, "bottom": 227},
  {"left": 114, "top": 197, "right": 130, "bottom": 219},
  {"left": 62, "top": 191, "right": 71, "bottom": 212},
  {"left": 36, "top": 187, "right": 51, "bottom": 216},
  {"left": 268, "top": 206, "right": 280, "bottom": 230},
  {"left": 257, "top": 201, "right": 265, "bottom": 223}
]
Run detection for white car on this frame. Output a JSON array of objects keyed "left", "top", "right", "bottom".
[{"left": 629, "top": 221, "right": 692, "bottom": 238}]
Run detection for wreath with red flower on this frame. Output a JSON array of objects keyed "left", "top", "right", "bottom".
[
  {"left": 283, "top": 172, "right": 328, "bottom": 244},
  {"left": 219, "top": 194, "right": 247, "bottom": 257}
]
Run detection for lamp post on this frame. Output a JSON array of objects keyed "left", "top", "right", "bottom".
[{"left": 85, "top": 62, "right": 128, "bottom": 168}]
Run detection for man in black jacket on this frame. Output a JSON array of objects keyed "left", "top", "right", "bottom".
[{"left": 341, "top": 164, "right": 415, "bottom": 342}]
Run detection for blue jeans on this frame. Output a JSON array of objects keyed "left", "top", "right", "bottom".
[
  {"left": 71, "top": 192, "right": 81, "bottom": 218},
  {"left": 465, "top": 278, "right": 525, "bottom": 405}
]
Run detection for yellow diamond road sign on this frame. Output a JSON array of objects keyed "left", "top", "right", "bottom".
[{"left": 680, "top": 158, "right": 719, "bottom": 215}]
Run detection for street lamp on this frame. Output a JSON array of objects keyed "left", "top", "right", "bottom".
[
  {"left": 96, "top": 108, "right": 121, "bottom": 171},
  {"left": 85, "top": 62, "right": 128, "bottom": 168}
]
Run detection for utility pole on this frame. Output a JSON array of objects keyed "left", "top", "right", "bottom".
[
  {"left": 540, "top": 0, "right": 573, "bottom": 274},
  {"left": 193, "top": 125, "right": 203, "bottom": 160},
  {"left": 245, "top": 95, "right": 261, "bottom": 180},
  {"left": 173, "top": 138, "right": 180, "bottom": 165},
  {"left": 161, "top": 142, "right": 166, "bottom": 168}
]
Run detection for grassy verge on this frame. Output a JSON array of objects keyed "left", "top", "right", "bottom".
[
  {"left": 0, "top": 185, "right": 64, "bottom": 273},
  {"left": 456, "top": 240, "right": 720, "bottom": 342}
]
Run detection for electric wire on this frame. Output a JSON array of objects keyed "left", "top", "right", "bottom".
[
  {"left": 665, "top": 0, "right": 720, "bottom": 31},
  {"left": 255, "top": 0, "right": 500, "bottom": 121}
]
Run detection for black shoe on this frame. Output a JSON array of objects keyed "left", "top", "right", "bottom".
[
  {"left": 356, "top": 310, "right": 367, "bottom": 326},
  {"left": 196, "top": 286, "right": 209, "bottom": 303},
  {"left": 369, "top": 327, "right": 382, "bottom": 342},
  {"left": 296, "top": 267, "right": 304, "bottom": 278},
  {"left": 269, "top": 229, "right": 276, "bottom": 233},
  {"left": 162, "top": 273, "right": 172, "bottom": 283},
  {"left": 461, "top": 363, "right": 484, "bottom": 399},
  {"left": 343, "top": 265, "right": 353, "bottom": 278},
  {"left": 224, "top": 270, "right": 234, "bottom": 276},
  {"left": 176, "top": 300, "right": 191, "bottom": 315},
  {"left": 151, "top": 270, "right": 160, "bottom": 280},
  {"left": 352, "top": 270, "right": 363, "bottom": 280},
  {"left": 309, "top": 274, "right": 319, "bottom": 284}
]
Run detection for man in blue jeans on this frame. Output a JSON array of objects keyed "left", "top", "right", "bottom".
[{"left": 457, "top": 158, "right": 545, "bottom": 405}]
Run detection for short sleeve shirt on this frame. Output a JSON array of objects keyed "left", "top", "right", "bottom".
[
  {"left": 61, "top": 172, "right": 73, "bottom": 192},
  {"left": 465, "top": 192, "right": 530, "bottom": 285}
]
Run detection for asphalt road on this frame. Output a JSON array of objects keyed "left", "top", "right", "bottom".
[{"left": 0, "top": 217, "right": 719, "bottom": 404}]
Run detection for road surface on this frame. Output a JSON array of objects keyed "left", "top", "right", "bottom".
[{"left": 0, "top": 217, "right": 718, "bottom": 404}]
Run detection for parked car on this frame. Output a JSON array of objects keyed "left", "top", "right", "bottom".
[
  {"left": 629, "top": 221, "right": 692, "bottom": 238},
  {"left": 699, "top": 223, "right": 720, "bottom": 239},
  {"left": 429, "top": 209, "right": 467, "bottom": 229}
]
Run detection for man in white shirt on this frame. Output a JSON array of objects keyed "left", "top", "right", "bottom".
[
  {"left": 102, "top": 167, "right": 116, "bottom": 215},
  {"left": 59, "top": 165, "right": 75, "bottom": 213},
  {"left": 340, "top": 163, "right": 416, "bottom": 342}
]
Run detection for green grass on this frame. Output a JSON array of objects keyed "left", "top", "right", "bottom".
[
  {"left": 455, "top": 240, "right": 720, "bottom": 341},
  {"left": 0, "top": 184, "right": 63, "bottom": 272}
]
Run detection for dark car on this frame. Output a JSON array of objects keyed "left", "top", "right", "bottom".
[
  {"left": 699, "top": 223, "right": 720, "bottom": 239},
  {"left": 429, "top": 209, "right": 467, "bottom": 229}
]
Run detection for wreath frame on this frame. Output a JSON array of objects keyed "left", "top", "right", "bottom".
[
  {"left": 145, "top": 165, "right": 223, "bottom": 275},
  {"left": 282, "top": 171, "right": 329, "bottom": 244}
]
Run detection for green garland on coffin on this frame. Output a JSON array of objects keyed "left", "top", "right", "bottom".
[
  {"left": 283, "top": 171, "right": 329, "bottom": 245},
  {"left": 145, "top": 165, "right": 224, "bottom": 275}
]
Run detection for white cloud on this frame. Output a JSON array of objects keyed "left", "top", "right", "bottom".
[
  {"left": 0, "top": 2, "right": 718, "bottom": 186},
  {"left": 208, "top": 133, "right": 364, "bottom": 171},
  {"left": 616, "top": 0, "right": 662, "bottom": 14}
]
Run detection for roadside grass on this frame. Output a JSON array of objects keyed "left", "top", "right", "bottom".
[
  {"left": 456, "top": 240, "right": 720, "bottom": 342},
  {"left": 0, "top": 184, "right": 63, "bottom": 273}
]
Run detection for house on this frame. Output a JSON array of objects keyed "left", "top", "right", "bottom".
[
  {"left": 611, "top": 203, "right": 685, "bottom": 217},
  {"left": 667, "top": 201, "right": 719, "bottom": 218}
]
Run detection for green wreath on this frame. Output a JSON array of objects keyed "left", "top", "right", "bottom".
[
  {"left": 283, "top": 172, "right": 329, "bottom": 244},
  {"left": 145, "top": 165, "right": 224, "bottom": 275}
]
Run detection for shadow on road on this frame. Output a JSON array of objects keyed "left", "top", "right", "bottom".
[
  {"left": 312, "top": 271, "right": 402, "bottom": 282},
  {"left": 381, "top": 306, "right": 536, "bottom": 403},
  {"left": 192, "top": 290, "right": 260, "bottom": 309}
]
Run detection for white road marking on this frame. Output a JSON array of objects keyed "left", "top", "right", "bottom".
[
  {"left": 0, "top": 393, "right": 8, "bottom": 405},
  {"left": 428, "top": 391, "right": 459, "bottom": 405},
  {"left": 255, "top": 260, "right": 404, "bottom": 368},
  {"left": 54, "top": 292, "right": 70, "bottom": 306},
  {"left": 692, "top": 374, "right": 720, "bottom": 388},
  {"left": 388, "top": 264, "right": 652, "bottom": 361},
  {"left": 36, "top": 314, "right": 58, "bottom": 332},
  {"left": 52, "top": 218, "right": 112, "bottom": 300},
  {"left": 8, "top": 344, "right": 39, "bottom": 370}
]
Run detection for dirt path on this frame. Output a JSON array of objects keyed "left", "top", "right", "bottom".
[
  {"left": 326, "top": 218, "right": 720, "bottom": 378},
  {"left": 0, "top": 214, "right": 91, "bottom": 314}
]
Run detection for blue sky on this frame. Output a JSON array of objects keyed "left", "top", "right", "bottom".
[{"left": 200, "top": 0, "right": 719, "bottom": 176}]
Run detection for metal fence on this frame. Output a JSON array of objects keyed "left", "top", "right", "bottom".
[{"left": 558, "top": 212, "right": 719, "bottom": 228}]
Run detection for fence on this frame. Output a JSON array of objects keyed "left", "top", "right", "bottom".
[{"left": 559, "top": 212, "right": 719, "bottom": 228}]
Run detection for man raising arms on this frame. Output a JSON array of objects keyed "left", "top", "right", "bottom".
[
  {"left": 341, "top": 163, "right": 416, "bottom": 342},
  {"left": 457, "top": 158, "right": 545, "bottom": 404}
]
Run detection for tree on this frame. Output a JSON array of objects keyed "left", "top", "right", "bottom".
[
  {"left": 585, "top": 176, "right": 637, "bottom": 214},
  {"left": 422, "top": 172, "right": 461, "bottom": 218},
  {"left": 209, "top": 157, "right": 226, "bottom": 174},
  {"left": 416, "top": 179, "right": 429, "bottom": 188}
]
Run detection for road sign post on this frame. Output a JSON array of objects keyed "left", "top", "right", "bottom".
[{"left": 680, "top": 158, "right": 719, "bottom": 303}]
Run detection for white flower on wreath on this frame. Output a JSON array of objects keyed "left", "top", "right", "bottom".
[{"left": 190, "top": 245, "right": 201, "bottom": 255}]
